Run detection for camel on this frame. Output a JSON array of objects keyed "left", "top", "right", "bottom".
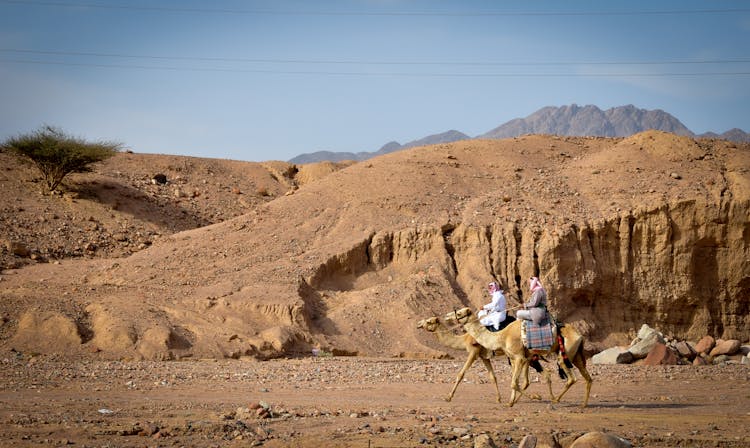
[
  {"left": 416, "top": 316, "right": 543, "bottom": 403},
  {"left": 444, "top": 307, "right": 592, "bottom": 408}
]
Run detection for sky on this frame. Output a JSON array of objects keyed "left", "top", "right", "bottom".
[{"left": 1, "top": 0, "right": 749, "bottom": 163}]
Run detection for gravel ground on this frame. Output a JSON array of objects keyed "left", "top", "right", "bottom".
[{"left": 1, "top": 354, "right": 748, "bottom": 447}]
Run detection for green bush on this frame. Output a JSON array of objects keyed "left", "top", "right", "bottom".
[{"left": 2, "top": 125, "right": 122, "bottom": 192}]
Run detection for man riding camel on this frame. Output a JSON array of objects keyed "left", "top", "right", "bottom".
[
  {"left": 477, "top": 281, "right": 507, "bottom": 330},
  {"left": 516, "top": 276, "right": 549, "bottom": 325}
]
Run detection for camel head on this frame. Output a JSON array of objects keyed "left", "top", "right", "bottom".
[
  {"left": 444, "top": 307, "right": 474, "bottom": 325},
  {"left": 416, "top": 317, "right": 440, "bottom": 332}
]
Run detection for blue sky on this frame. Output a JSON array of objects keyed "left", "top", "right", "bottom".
[{"left": 1, "top": 1, "right": 748, "bottom": 162}]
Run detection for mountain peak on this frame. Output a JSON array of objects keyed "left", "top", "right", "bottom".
[
  {"left": 480, "top": 104, "right": 693, "bottom": 139},
  {"left": 289, "top": 105, "right": 748, "bottom": 163}
]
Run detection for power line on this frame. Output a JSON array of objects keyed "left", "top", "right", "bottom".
[
  {"left": 3, "top": 58, "right": 749, "bottom": 77},
  {"left": 1, "top": 48, "right": 749, "bottom": 67},
  {"left": 1, "top": 0, "right": 748, "bottom": 17}
]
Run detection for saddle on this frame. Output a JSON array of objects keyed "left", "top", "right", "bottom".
[{"left": 484, "top": 315, "right": 516, "bottom": 332}]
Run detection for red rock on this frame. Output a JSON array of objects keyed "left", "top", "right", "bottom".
[
  {"left": 694, "top": 336, "right": 715, "bottom": 355},
  {"left": 643, "top": 343, "right": 679, "bottom": 366}
]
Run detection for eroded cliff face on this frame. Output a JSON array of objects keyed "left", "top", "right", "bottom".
[
  {"left": 306, "top": 198, "right": 749, "bottom": 350},
  {"left": 540, "top": 199, "right": 749, "bottom": 342}
]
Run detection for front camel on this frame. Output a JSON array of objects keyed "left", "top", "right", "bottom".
[
  {"left": 416, "top": 316, "right": 503, "bottom": 402},
  {"left": 417, "top": 316, "right": 545, "bottom": 404},
  {"left": 445, "top": 307, "right": 592, "bottom": 408}
]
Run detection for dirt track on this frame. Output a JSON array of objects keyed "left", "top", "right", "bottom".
[{"left": 1, "top": 355, "right": 748, "bottom": 447}]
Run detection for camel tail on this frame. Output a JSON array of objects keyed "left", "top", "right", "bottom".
[{"left": 557, "top": 364, "right": 568, "bottom": 380}]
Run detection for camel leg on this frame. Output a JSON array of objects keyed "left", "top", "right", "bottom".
[
  {"left": 572, "top": 351, "right": 593, "bottom": 407},
  {"left": 543, "top": 368, "right": 554, "bottom": 401},
  {"left": 552, "top": 353, "right": 577, "bottom": 404},
  {"left": 446, "top": 349, "right": 479, "bottom": 402},
  {"left": 521, "top": 363, "right": 543, "bottom": 401},
  {"left": 507, "top": 358, "right": 527, "bottom": 407},
  {"left": 479, "top": 357, "right": 502, "bottom": 403},
  {"left": 520, "top": 361, "right": 530, "bottom": 390}
]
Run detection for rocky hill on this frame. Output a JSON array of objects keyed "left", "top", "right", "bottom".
[
  {"left": 290, "top": 104, "right": 749, "bottom": 163},
  {"left": 1, "top": 131, "right": 748, "bottom": 362},
  {"left": 0, "top": 150, "right": 351, "bottom": 270}
]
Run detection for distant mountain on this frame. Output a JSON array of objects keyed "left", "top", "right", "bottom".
[
  {"left": 289, "top": 130, "right": 469, "bottom": 164},
  {"left": 698, "top": 128, "right": 750, "bottom": 143},
  {"left": 288, "top": 105, "right": 749, "bottom": 163},
  {"left": 479, "top": 104, "right": 693, "bottom": 139},
  {"left": 288, "top": 150, "right": 366, "bottom": 164}
]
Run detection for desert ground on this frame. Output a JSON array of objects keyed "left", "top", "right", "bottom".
[{"left": 1, "top": 354, "right": 748, "bottom": 448}]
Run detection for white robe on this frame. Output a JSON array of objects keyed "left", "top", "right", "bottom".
[{"left": 478, "top": 290, "right": 507, "bottom": 330}]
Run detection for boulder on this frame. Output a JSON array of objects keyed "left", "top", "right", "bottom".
[
  {"left": 628, "top": 325, "right": 665, "bottom": 359},
  {"left": 674, "top": 340, "right": 696, "bottom": 360},
  {"left": 643, "top": 343, "right": 679, "bottom": 366},
  {"left": 569, "top": 431, "right": 632, "bottom": 448},
  {"left": 693, "top": 335, "right": 715, "bottom": 354},
  {"left": 615, "top": 351, "right": 635, "bottom": 364},
  {"left": 517, "top": 433, "right": 560, "bottom": 448},
  {"left": 592, "top": 346, "right": 629, "bottom": 364},
  {"left": 709, "top": 339, "right": 741, "bottom": 357}
]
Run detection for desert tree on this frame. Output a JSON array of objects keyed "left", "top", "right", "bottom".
[{"left": 2, "top": 125, "right": 122, "bottom": 193}]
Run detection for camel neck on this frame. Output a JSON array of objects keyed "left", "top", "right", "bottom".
[{"left": 433, "top": 324, "right": 466, "bottom": 350}]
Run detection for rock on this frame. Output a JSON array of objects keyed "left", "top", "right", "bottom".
[
  {"left": 151, "top": 174, "right": 167, "bottom": 184},
  {"left": 474, "top": 433, "right": 498, "bottom": 448},
  {"left": 615, "top": 351, "right": 635, "bottom": 364},
  {"left": 6, "top": 241, "right": 30, "bottom": 257},
  {"left": 592, "top": 346, "right": 629, "bottom": 364},
  {"left": 712, "top": 354, "right": 730, "bottom": 364},
  {"left": 693, "top": 355, "right": 708, "bottom": 366},
  {"left": 518, "top": 433, "right": 561, "bottom": 448},
  {"left": 643, "top": 343, "right": 679, "bottom": 366},
  {"left": 569, "top": 431, "right": 632, "bottom": 448},
  {"left": 11, "top": 310, "right": 82, "bottom": 353},
  {"left": 709, "top": 339, "right": 741, "bottom": 357},
  {"left": 518, "top": 434, "right": 537, "bottom": 448},
  {"left": 235, "top": 407, "right": 253, "bottom": 420},
  {"left": 674, "top": 340, "right": 696, "bottom": 360},
  {"left": 694, "top": 335, "right": 715, "bottom": 354},
  {"left": 628, "top": 325, "right": 665, "bottom": 359}
]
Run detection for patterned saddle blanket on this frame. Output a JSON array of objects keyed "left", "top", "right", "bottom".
[{"left": 521, "top": 318, "right": 555, "bottom": 350}]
